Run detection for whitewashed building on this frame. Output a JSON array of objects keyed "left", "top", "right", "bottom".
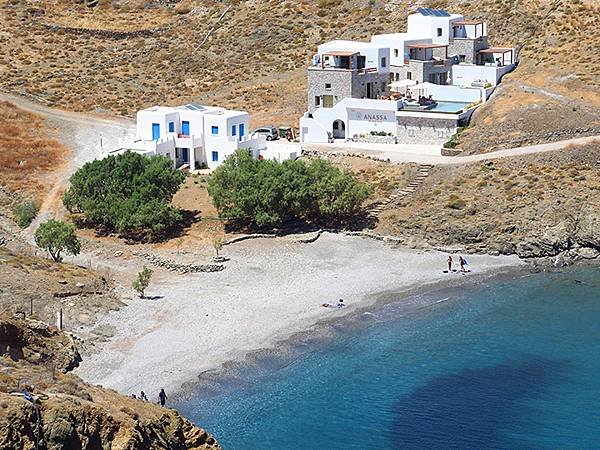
[
  {"left": 300, "top": 8, "right": 517, "bottom": 146},
  {"left": 112, "top": 104, "right": 267, "bottom": 170}
]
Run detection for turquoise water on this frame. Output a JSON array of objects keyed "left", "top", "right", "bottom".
[
  {"left": 176, "top": 268, "right": 600, "bottom": 449},
  {"left": 430, "top": 101, "right": 471, "bottom": 113}
]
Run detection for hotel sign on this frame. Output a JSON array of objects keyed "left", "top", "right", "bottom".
[{"left": 350, "top": 109, "right": 395, "bottom": 123}]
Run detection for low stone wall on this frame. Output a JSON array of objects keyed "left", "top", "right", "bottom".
[
  {"left": 135, "top": 251, "right": 224, "bottom": 274},
  {"left": 350, "top": 135, "right": 397, "bottom": 144},
  {"left": 302, "top": 149, "right": 392, "bottom": 163},
  {"left": 42, "top": 23, "right": 166, "bottom": 39}
]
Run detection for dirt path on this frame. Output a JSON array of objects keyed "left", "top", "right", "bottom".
[
  {"left": 305, "top": 134, "right": 600, "bottom": 165},
  {"left": 0, "top": 91, "right": 135, "bottom": 242}
]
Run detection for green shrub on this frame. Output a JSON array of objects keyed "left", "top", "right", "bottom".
[
  {"left": 13, "top": 201, "right": 38, "bottom": 228},
  {"left": 34, "top": 220, "right": 81, "bottom": 262},
  {"left": 63, "top": 151, "right": 185, "bottom": 241},
  {"left": 443, "top": 127, "right": 465, "bottom": 149},
  {"left": 208, "top": 150, "right": 371, "bottom": 227}
]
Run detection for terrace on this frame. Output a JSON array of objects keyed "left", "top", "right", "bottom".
[
  {"left": 406, "top": 44, "right": 449, "bottom": 64},
  {"left": 451, "top": 20, "right": 486, "bottom": 40},
  {"left": 477, "top": 47, "right": 516, "bottom": 66}
]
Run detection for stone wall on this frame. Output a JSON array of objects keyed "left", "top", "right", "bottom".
[
  {"left": 390, "top": 60, "right": 451, "bottom": 84},
  {"left": 396, "top": 116, "right": 459, "bottom": 145},
  {"left": 308, "top": 68, "right": 354, "bottom": 113},
  {"left": 351, "top": 134, "right": 397, "bottom": 144},
  {"left": 308, "top": 68, "right": 390, "bottom": 113},
  {"left": 447, "top": 36, "right": 489, "bottom": 64}
]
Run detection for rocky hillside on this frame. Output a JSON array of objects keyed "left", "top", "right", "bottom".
[
  {"left": 0, "top": 316, "right": 220, "bottom": 449},
  {"left": 0, "top": 0, "right": 597, "bottom": 148},
  {"left": 375, "top": 141, "right": 600, "bottom": 261}
]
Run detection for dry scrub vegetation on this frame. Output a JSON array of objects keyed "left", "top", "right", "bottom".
[
  {"left": 0, "top": 101, "right": 68, "bottom": 203},
  {"left": 376, "top": 141, "right": 600, "bottom": 257},
  {"left": 0, "top": 0, "right": 597, "bottom": 147}
]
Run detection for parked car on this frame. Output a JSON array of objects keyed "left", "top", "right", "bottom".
[{"left": 253, "top": 126, "right": 279, "bottom": 141}]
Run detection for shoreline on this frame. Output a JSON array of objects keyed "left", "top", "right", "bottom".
[
  {"left": 173, "top": 264, "right": 531, "bottom": 402},
  {"left": 74, "top": 232, "right": 525, "bottom": 399}
]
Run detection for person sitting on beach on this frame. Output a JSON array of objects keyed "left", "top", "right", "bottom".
[
  {"left": 337, "top": 299, "right": 345, "bottom": 308},
  {"left": 140, "top": 391, "right": 148, "bottom": 401}
]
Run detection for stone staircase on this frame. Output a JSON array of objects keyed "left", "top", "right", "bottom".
[{"left": 367, "top": 164, "right": 434, "bottom": 216}]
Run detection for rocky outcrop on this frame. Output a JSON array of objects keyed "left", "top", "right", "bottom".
[
  {"left": 0, "top": 317, "right": 220, "bottom": 450},
  {"left": 135, "top": 251, "right": 224, "bottom": 274}
]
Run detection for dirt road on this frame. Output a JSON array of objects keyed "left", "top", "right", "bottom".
[{"left": 0, "top": 92, "right": 135, "bottom": 241}]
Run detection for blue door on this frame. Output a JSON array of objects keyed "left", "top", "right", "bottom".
[
  {"left": 239, "top": 123, "right": 245, "bottom": 141},
  {"left": 152, "top": 123, "right": 160, "bottom": 140},
  {"left": 182, "top": 148, "right": 189, "bottom": 162},
  {"left": 182, "top": 121, "right": 190, "bottom": 136}
]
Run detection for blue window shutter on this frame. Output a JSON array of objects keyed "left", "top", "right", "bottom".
[
  {"left": 182, "top": 121, "right": 190, "bottom": 135},
  {"left": 232, "top": 125, "right": 236, "bottom": 136},
  {"left": 211, "top": 126, "right": 219, "bottom": 135},
  {"left": 212, "top": 151, "right": 219, "bottom": 162},
  {"left": 239, "top": 123, "right": 245, "bottom": 140},
  {"left": 168, "top": 122, "right": 174, "bottom": 133}
]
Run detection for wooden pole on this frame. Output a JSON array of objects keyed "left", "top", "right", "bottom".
[
  {"left": 56, "top": 308, "right": 63, "bottom": 330},
  {"left": 30, "top": 298, "right": 33, "bottom": 316}
]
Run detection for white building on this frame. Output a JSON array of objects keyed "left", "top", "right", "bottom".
[
  {"left": 113, "top": 104, "right": 266, "bottom": 170},
  {"left": 300, "top": 8, "right": 517, "bottom": 147}
]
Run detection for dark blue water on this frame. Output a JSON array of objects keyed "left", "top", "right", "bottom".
[{"left": 176, "top": 268, "right": 600, "bottom": 449}]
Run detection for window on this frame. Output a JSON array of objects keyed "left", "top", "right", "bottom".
[
  {"left": 168, "top": 122, "right": 174, "bottom": 133},
  {"left": 211, "top": 125, "right": 219, "bottom": 135},
  {"left": 315, "top": 96, "right": 321, "bottom": 107},
  {"left": 325, "top": 83, "right": 331, "bottom": 90},
  {"left": 182, "top": 121, "right": 190, "bottom": 135},
  {"left": 322, "top": 95, "right": 334, "bottom": 108},
  {"left": 407, "top": 71, "right": 412, "bottom": 80},
  {"left": 212, "top": 151, "right": 219, "bottom": 162},
  {"left": 381, "top": 57, "right": 387, "bottom": 68},
  {"left": 232, "top": 125, "right": 237, "bottom": 136},
  {"left": 394, "top": 49, "right": 399, "bottom": 58},
  {"left": 459, "top": 54, "right": 466, "bottom": 63},
  {"left": 239, "top": 123, "right": 245, "bottom": 139},
  {"left": 437, "top": 27, "right": 443, "bottom": 37}
]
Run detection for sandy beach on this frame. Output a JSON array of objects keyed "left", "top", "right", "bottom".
[{"left": 74, "top": 233, "right": 523, "bottom": 397}]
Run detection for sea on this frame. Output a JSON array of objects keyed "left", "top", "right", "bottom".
[{"left": 175, "top": 267, "right": 600, "bottom": 449}]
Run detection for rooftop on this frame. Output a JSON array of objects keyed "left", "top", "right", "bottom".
[
  {"left": 407, "top": 43, "right": 449, "bottom": 49},
  {"left": 453, "top": 20, "right": 484, "bottom": 25},
  {"left": 479, "top": 47, "right": 514, "bottom": 53}
]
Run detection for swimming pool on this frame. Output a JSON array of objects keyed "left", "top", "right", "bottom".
[{"left": 429, "top": 101, "right": 472, "bottom": 113}]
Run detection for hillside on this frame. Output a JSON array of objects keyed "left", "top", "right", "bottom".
[
  {"left": 374, "top": 140, "right": 600, "bottom": 260},
  {"left": 0, "top": 0, "right": 598, "bottom": 150},
  {"left": 0, "top": 315, "right": 220, "bottom": 449}
]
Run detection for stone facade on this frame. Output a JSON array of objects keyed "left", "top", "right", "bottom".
[
  {"left": 447, "top": 36, "right": 489, "bottom": 64},
  {"left": 396, "top": 115, "right": 459, "bottom": 145},
  {"left": 390, "top": 59, "right": 453, "bottom": 85},
  {"left": 308, "top": 68, "right": 389, "bottom": 113}
]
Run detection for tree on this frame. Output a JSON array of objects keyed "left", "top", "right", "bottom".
[
  {"left": 212, "top": 237, "right": 224, "bottom": 257},
  {"left": 207, "top": 150, "right": 371, "bottom": 227},
  {"left": 34, "top": 220, "right": 81, "bottom": 262},
  {"left": 132, "top": 266, "right": 153, "bottom": 298},
  {"left": 63, "top": 151, "right": 185, "bottom": 241}
]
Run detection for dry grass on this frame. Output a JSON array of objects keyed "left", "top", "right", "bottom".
[{"left": 0, "top": 101, "right": 68, "bottom": 202}]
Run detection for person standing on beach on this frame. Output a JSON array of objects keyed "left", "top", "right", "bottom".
[
  {"left": 447, "top": 255, "right": 453, "bottom": 272},
  {"left": 459, "top": 256, "right": 466, "bottom": 272},
  {"left": 158, "top": 388, "right": 168, "bottom": 407}
]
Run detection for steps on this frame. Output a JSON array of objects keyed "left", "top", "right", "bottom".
[{"left": 366, "top": 164, "right": 433, "bottom": 217}]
